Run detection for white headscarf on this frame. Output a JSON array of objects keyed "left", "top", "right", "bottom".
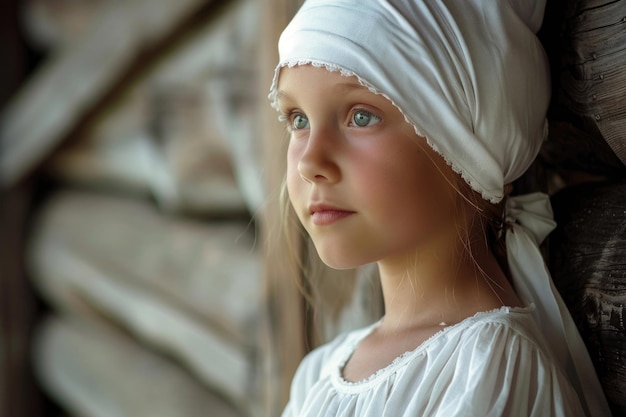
[
  {"left": 269, "top": 0, "right": 550, "bottom": 203},
  {"left": 268, "top": 1, "right": 611, "bottom": 415}
]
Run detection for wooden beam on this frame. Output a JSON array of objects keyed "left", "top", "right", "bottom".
[
  {"left": 0, "top": 0, "right": 233, "bottom": 187},
  {"left": 257, "top": 0, "right": 306, "bottom": 414}
]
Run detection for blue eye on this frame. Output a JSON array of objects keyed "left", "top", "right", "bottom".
[
  {"left": 353, "top": 110, "right": 381, "bottom": 127},
  {"left": 292, "top": 114, "right": 310, "bottom": 130}
]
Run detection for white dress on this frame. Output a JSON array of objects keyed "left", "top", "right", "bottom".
[{"left": 282, "top": 306, "right": 586, "bottom": 417}]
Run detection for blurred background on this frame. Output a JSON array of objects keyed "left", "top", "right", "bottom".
[
  {"left": 0, "top": 0, "right": 274, "bottom": 416},
  {"left": 0, "top": 1, "right": 383, "bottom": 416},
  {"left": 1, "top": 1, "right": 625, "bottom": 416}
]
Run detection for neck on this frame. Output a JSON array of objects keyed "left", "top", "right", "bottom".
[{"left": 376, "top": 238, "right": 520, "bottom": 333}]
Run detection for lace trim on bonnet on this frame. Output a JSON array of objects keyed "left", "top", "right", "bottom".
[{"left": 268, "top": 58, "right": 516, "bottom": 204}]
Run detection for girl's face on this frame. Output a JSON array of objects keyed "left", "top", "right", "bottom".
[{"left": 277, "top": 65, "right": 460, "bottom": 270}]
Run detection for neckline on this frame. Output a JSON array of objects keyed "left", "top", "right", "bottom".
[{"left": 332, "top": 304, "right": 534, "bottom": 392}]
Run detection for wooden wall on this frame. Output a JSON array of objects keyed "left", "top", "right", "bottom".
[{"left": 0, "top": 0, "right": 48, "bottom": 415}]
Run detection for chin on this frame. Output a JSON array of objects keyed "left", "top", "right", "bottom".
[{"left": 316, "top": 249, "right": 369, "bottom": 271}]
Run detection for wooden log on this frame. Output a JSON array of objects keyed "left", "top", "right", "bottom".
[
  {"left": 549, "top": 179, "right": 626, "bottom": 417},
  {"left": 34, "top": 315, "right": 245, "bottom": 417},
  {"left": 23, "top": 0, "right": 116, "bottom": 50},
  {"left": 42, "top": 0, "right": 259, "bottom": 215},
  {"left": 189, "top": 0, "right": 264, "bottom": 212},
  {"left": 542, "top": 0, "right": 626, "bottom": 177},
  {"left": 143, "top": 0, "right": 262, "bottom": 213},
  {"left": 28, "top": 190, "right": 261, "bottom": 406},
  {"left": 0, "top": 0, "right": 234, "bottom": 187},
  {"left": 44, "top": 88, "right": 249, "bottom": 215},
  {"left": 542, "top": 120, "right": 624, "bottom": 180}
]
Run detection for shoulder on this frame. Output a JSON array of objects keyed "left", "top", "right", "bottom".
[
  {"left": 453, "top": 306, "right": 547, "bottom": 348},
  {"left": 444, "top": 306, "right": 565, "bottom": 382},
  {"left": 453, "top": 305, "right": 582, "bottom": 376},
  {"left": 422, "top": 306, "right": 586, "bottom": 416},
  {"left": 286, "top": 324, "right": 376, "bottom": 404}
]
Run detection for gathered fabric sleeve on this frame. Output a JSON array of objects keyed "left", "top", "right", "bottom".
[
  {"left": 413, "top": 319, "right": 587, "bottom": 417},
  {"left": 281, "top": 332, "right": 350, "bottom": 417},
  {"left": 281, "top": 351, "right": 322, "bottom": 417}
]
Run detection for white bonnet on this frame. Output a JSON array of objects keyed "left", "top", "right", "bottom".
[{"left": 269, "top": 0, "right": 551, "bottom": 203}]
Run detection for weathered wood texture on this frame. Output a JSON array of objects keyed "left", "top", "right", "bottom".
[
  {"left": 35, "top": 315, "right": 244, "bottom": 417},
  {"left": 28, "top": 190, "right": 261, "bottom": 411},
  {"left": 44, "top": 84, "right": 248, "bottom": 215},
  {"left": 8, "top": 0, "right": 261, "bottom": 216},
  {"left": 0, "top": 183, "right": 47, "bottom": 417},
  {"left": 541, "top": 3, "right": 626, "bottom": 413},
  {"left": 550, "top": 180, "right": 626, "bottom": 417},
  {"left": 2, "top": 0, "right": 264, "bottom": 415},
  {"left": 23, "top": 0, "right": 117, "bottom": 50},
  {"left": 542, "top": 0, "right": 626, "bottom": 177},
  {"left": 0, "top": 0, "right": 236, "bottom": 187},
  {"left": 39, "top": 0, "right": 261, "bottom": 215}
]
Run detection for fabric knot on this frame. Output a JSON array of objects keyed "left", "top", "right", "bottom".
[{"left": 504, "top": 192, "right": 556, "bottom": 246}]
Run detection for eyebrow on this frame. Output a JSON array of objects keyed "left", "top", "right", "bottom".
[
  {"left": 275, "top": 89, "right": 292, "bottom": 101},
  {"left": 335, "top": 82, "right": 368, "bottom": 91}
]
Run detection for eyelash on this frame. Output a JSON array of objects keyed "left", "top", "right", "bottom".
[
  {"left": 278, "top": 108, "right": 382, "bottom": 131},
  {"left": 278, "top": 111, "right": 300, "bottom": 132},
  {"left": 349, "top": 109, "right": 381, "bottom": 127},
  {"left": 277, "top": 113, "right": 290, "bottom": 124}
]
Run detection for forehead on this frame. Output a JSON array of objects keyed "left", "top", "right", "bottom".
[{"left": 276, "top": 65, "right": 370, "bottom": 102}]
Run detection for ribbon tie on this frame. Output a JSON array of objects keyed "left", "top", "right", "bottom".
[
  {"left": 504, "top": 192, "right": 608, "bottom": 415},
  {"left": 505, "top": 192, "right": 556, "bottom": 245}
]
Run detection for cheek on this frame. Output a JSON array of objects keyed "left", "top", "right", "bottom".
[
  {"left": 286, "top": 146, "right": 305, "bottom": 210},
  {"left": 370, "top": 150, "right": 457, "bottom": 231}
]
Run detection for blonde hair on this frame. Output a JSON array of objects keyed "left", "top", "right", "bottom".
[
  {"left": 278, "top": 176, "right": 315, "bottom": 304},
  {"left": 453, "top": 176, "right": 510, "bottom": 280}
]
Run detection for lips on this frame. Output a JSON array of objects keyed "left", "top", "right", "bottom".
[{"left": 308, "top": 203, "right": 355, "bottom": 226}]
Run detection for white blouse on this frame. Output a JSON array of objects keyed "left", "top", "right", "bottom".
[{"left": 282, "top": 306, "right": 586, "bottom": 417}]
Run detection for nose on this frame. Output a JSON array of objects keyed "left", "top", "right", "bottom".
[{"left": 297, "top": 127, "right": 340, "bottom": 184}]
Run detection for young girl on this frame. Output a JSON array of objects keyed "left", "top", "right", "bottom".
[{"left": 268, "top": 0, "right": 611, "bottom": 416}]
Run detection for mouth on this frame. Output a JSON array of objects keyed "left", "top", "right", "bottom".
[{"left": 309, "top": 204, "right": 355, "bottom": 226}]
